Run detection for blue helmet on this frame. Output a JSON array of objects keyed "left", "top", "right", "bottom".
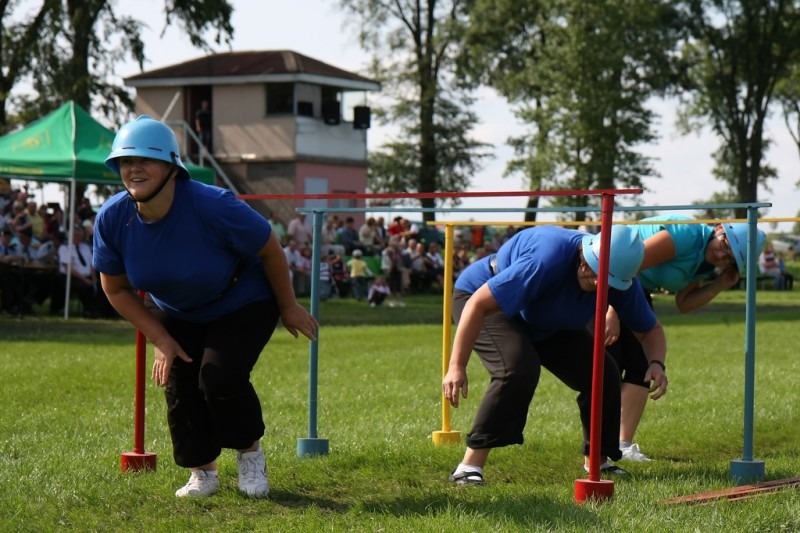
[
  {"left": 581, "top": 225, "right": 644, "bottom": 290},
  {"left": 105, "top": 115, "right": 189, "bottom": 179},
  {"left": 721, "top": 223, "right": 766, "bottom": 273}
]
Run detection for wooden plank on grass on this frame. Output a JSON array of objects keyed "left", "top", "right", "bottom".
[{"left": 663, "top": 477, "right": 800, "bottom": 505}]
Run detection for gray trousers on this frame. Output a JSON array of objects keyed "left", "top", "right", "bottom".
[{"left": 452, "top": 290, "right": 623, "bottom": 461}]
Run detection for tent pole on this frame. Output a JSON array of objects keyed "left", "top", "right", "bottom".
[{"left": 64, "top": 178, "right": 76, "bottom": 320}]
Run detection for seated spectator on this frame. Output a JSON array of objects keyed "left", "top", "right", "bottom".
[
  {"left": 10, "top": 228, "right": 52, "bottom": 312},
  {"left": 283, "top": 239, "right": 305, "bottom": 295},
  {"left": 50, "top": 225, "right": 101, "bottom": 317},
  {"left": 399, "top": 237, "right": 415, "bottom": 293},
  {"left": 424, "top": 241, "right": 446, "bottom": 289},
  {"left": 759, "top": 242, "right": 786, "bottom": 290},
  {"left": 287, "top": 213, "right": 313, "bottom": 249},
  {"left": 337, "top": 217, "right": 363, "bottom": 255},
  {"left": 367, "top": 276, "right": 392, "bottom": 307},
  {"left": 9, "top": 201, "right": 31, "bottom": 235},
  {"left": 27, "top": 201, "right": 47, "bottom": 242},
  {"left": 82, "top": 212, "right": 96, "bottom": 247},
  {"left": 322, "top": 216, "right": 345, "bottom": 257},
  {"left": 328, "top": 250, "right": 351, "bottom": 298},
  {"left": 380, "top": 236, "right": 404, "bottom": 307},
  {"left": 387, "top": 217, "right": 417, "bottom": 241},
  {"left": 471, "top": 246, "right": 489, "bottom": 264},
  {"left": 387, "top": 216, "right": 405, "bottom": 238},
  {"left": 11, "top": 227, "right": 41, "bottom": 263},
  {"left": 0, "top": 228, "right": 25, "bottom": 315},
  {"left": 359, "top": 217, "right": 384, "bottom": 255},
  {"left": 76, "top": 197, "right": 94, "bottom": 223},
  {"left": 409, "top": 241, "right": 429, "bottom": 293},
  {"left": 294, "top": 247, "right": 312, "bottom": 297},
  {"left": 375, "top": 216, "right": 388, "bottom": 244},
  {"left": 269, "top": 212, "right": 287, "bottom": 245},
  {"left": 45, "top": 205, "right": 65, "bottom": 236},
  {"left": 318, "top": 251, "right": 332, "bottom": 301},
  {"left": 498, "top": 225, "right": 517, "bottom": 246},
  {"left": 453, "top": 244, "right": 470, "bottom": 279},
  {"left": 346, "top": 249, "right": 373, "bottom": 301}
]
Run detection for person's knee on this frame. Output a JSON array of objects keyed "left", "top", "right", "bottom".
[
  {"left": 505, "top": 366, "right": 540, "bottom": 399},
  {"left": 199, "top": 364, "right": 243, "bottom": 399}
]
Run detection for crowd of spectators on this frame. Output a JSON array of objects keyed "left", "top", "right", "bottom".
[
  {"left": 1, "top": 180, "right": 521, "bottom": 314},
  {"left": 0, "top": 183, "right": 114, "bottom": 318},
  {"left": 273, "top": 211, "right": 516, "bottom": 306}
]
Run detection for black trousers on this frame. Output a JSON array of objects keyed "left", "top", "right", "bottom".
[
  {"left": 146, "top": 295, "right": 280, "bottom": 468},
  {"left": 452, "top": 290, "right": 623, "bottom": 461}
]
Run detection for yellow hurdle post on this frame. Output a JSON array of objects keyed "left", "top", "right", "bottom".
[{"left": 432, "top": 224, "right": 461, "bottom": 445}]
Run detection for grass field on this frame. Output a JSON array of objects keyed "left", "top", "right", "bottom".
[{"left": 1, "top": 289, "right": 799, "bottom": 532}]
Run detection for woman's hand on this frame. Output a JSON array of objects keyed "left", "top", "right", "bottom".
[
  {"left": 152, "top": 338, "right": 193, "bottom": 387},
  {"left": 644, "top": 363, "right": 668, "bottom": 400},
  {"left": 442, "top": 365, "right": 468, "bottom": 408},
  {"left": 604, "top": 307, "right": 620, "bottom": 346},
  {"left": 716, "top": 266, "right": 740, "bottom": 289},
  {"left": 281, "top": 303, "right": 318, "bottom": 341}
]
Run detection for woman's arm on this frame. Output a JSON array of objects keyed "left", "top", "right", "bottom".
[
  {"left": 673, "top": 266, "right": 739, "bottom": 313},
  {"left": 100, "top": 272, "right": 191, "bottom": 386},
  {"left": 632, "top": 320, "right": 668, "bottom": 400},
  {"left": 639, "top": 229, "right": 676, "bottom": 271},
  {"left": 256, "top": 231, "right": 317, "bottom": 340},
  {"left": 443, "top": 283, "right": 500, "bottom": 407}
]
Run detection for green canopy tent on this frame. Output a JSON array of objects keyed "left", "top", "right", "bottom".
[
  {"left": 0, "top": 101, "right": 216, "bottom": 318},
  {"left": 0, "top": 100, "right": 215, "bottom": 185}
]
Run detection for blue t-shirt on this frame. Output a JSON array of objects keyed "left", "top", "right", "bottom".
[
  {"left": 634, "top": 215, "right": 715, "bottom": 292},
  {"left": 93, "top": 178, "right": 273, "bottom": 323},
  {"left": 455, "top": 226, "right": 656, "bottom": 342}
]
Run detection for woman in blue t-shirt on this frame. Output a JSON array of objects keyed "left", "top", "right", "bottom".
[
  {"left": 442, "top": 225, "right": 668, "bottom": 484},
  {"left": 94, "top": 116, "right": 318, "bottom": 499},
  {"left": 606, "top": 215, "right": 765, "bottom": 462}
]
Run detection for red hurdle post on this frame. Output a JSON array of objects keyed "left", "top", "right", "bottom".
[
  {"left": 574, "top": 193, "right": 616, "bottom": 502},
  {"left": 121, "top": 291, "right": 157, "bottom": 472}
]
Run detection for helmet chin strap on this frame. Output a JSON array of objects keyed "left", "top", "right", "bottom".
[{"left": 126, "top": 155, "right": 179, "bottom": 204}]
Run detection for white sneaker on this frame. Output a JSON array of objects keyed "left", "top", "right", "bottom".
[
  {"left": 620, "top": 442, "right": 652, "bottom": 462},
  {"left": 237, "top": 448, "right": 270, "bottom": 498},
  {"left": 175, "top": 470, "right": 220, "bottom": 497},
  {"left": 388, "top": 301, "right": 396, "bottom": 307}
]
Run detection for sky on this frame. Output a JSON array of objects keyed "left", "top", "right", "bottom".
[{"left": 17, "top": 0, "right": 800, "bottom": 231}]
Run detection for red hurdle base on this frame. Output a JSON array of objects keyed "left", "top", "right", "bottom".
[
  {"left": 663, "top": 477, "right": 800, "bottom": 505},
  {"left": 121, "top": 451, "right": 157, "bottom": 472},
  {"left": 574, "top": 479, "right": 615, "bottom": 503}
]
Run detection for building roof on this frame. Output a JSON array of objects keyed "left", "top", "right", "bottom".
[{"left": 125, "top": 50, "right": 380, "bottom": 92}]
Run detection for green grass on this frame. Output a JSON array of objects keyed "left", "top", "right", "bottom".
[{"left": 1, "top": 291, "right": 799, "bottom": 532}]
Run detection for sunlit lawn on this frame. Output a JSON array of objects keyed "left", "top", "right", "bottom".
[{"left": 1, "top": 290, "right": 798, "bottom": 532}]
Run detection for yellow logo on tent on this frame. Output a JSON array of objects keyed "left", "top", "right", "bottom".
[{"left": 12, "top": 131, "right": 52, "bottom": 152}]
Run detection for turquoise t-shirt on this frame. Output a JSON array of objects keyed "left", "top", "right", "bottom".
[{"left": 634, "top": 215, "right": 716, "bottom": 293}]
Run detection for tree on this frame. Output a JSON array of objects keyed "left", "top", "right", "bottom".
[
  {"left": 1, "top": 0, "right": 234, "bottom": 129},
  {"left": 775, "top": 60, "right": 800, "bottom": 185},
  {"left": 0, "top": 0, "right": 61, "bottom": 132},
  {"left": 676, "top": 0, "right": 800, "bottom": 218},
  {"left": 460, "top": 0, "right": 680, "bottom": 221},
  {"left": 338, "top": 0, "right": 491, "bottom": 222}
]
